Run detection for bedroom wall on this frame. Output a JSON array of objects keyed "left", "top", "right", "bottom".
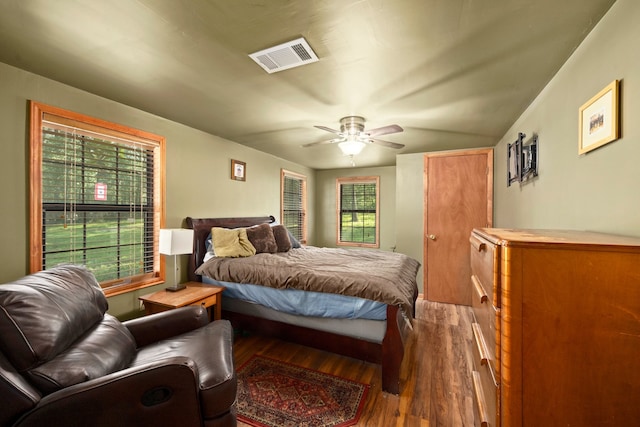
[
  {"left": 395, "top": 153, "right": 425, "bottom": 293},
  {"left": 314, "top": 166, "right": 397, "bottom": 252},
  {"left": 394, "top": 0, "right": 637, "bottom": 295},
  {"left": 0, "top": 61, "right": 315, "bottom": 319},
  {"left": 493, "top": 0, "right": 640, "bottom": 235}
]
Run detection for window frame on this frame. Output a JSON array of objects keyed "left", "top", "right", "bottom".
[
  {"left": 30, "top": 101, "right": 166, "bottom": 297},
  {"left": 280, "top": 169, "right": 307, "bottom": 244},
  {"left": 336, "top": 176, "right": 380, "bottom": 248}
]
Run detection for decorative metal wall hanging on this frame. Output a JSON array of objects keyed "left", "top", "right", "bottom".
[
  {"left": 507, "top": 132, "right": 539, "bottom": 186},
  {"left": 507, "top": 132, "right": 524, "bottom": 186},
  {"left": 520, "top": 134, "right": 538, "bottom": 182}
]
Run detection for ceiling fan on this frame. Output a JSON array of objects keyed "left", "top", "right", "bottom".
[{"left": 303, "top": 116, "right": 404, "bottom": 156}]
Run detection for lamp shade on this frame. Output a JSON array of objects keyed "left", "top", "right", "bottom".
[
  {"left": 159, "top": 229, "right": 194, "bottom": 255},
  {"left": 338, "top": 137, "right": 366, "bottom": 156}
]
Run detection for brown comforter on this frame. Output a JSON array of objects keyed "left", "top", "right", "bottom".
[{"left": 195, "top": 246, "right": 420, "bottom": 317}]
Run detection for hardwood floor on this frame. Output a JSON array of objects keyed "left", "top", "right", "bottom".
[{"left": 233, "top": 299, "right": 475, "bottom": 426}]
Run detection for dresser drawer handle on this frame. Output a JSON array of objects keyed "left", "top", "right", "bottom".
[
  {"left": 472, "top": 323, "right": 490, "bottom": 366},
  {"left": 472, "top": 275, "right": 488, "bottom": 304},
  {"left": 472, "top": 371, "right": 490, "bottom": 427},
  {"left": 470, "top": 236, "right": 487, "bottom": 252}
]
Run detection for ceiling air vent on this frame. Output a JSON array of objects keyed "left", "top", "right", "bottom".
[{"left": 249, "top": 37, "right": 319, "bottom": 74}]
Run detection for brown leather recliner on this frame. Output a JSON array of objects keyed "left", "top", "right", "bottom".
[{"left": 0, "top": 265, "right": 237, "bottom": 427}]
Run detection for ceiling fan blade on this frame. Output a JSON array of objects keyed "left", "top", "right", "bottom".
[
  {"left": 314, "top": 125, "right": 342, "bottom": 135},
  {"left": 302, "top": 138, "right": 344, "bottom": 148},
  {"left": 365, "top": 124, "right": 403, "bottom": 137},
  {"left": 367, "top": 138, "right": 405, "bottom": 149}
]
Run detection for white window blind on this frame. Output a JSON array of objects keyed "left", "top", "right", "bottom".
[{"left": 281, "top": 170, "right": 306, "bottom": 243}]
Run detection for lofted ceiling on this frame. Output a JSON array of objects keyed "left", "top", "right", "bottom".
[{"left": 0, "top": 0, "right": 615, "bottom": 169}]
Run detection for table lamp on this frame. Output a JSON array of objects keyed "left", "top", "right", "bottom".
[{"left": 159, "top": 228, "right": 194, "bottom": 292}]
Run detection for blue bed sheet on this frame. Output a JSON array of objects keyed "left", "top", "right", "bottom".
[{"left": 202, "top": 277, "right": 386, "bottom": 320}]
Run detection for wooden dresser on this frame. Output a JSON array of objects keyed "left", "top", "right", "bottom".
[{"left": 469, "top": 228, "right": 640, "bottom": 427}]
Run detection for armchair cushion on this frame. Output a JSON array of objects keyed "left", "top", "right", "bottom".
[
  {"left": 26, "top": 314, "right": 136, "bottom": 395},
  {"left": 0, "top": 265, "right": 107, "bottom": 371}
]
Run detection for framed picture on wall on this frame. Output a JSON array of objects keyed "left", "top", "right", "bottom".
[
  {"left": 231, "top": 159, "right": 246, "bottom": 181},
  {"left": 579, "top": 80, "right": 620, "bottom": 154},
  {"left": 507, "top": 133, "right": 523, "bottom": 186}
]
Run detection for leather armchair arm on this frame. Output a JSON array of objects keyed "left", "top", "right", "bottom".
[
  {"left": 124, "top": 305, "right": 209, "bottom": 348},
  {"left": 14, "top": 357, "right": 203, "bottom": 427}
]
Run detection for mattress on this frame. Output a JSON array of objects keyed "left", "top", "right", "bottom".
[
  {"left": 221, "top": 296, "right": 386, "bottom": 343},
  {"left": 202, "top": 276, "right": 386, "bottom": 320}
]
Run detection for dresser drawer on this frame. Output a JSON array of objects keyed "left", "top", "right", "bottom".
[
  {"left": 471, "top": 277, "right": 498, "bottom": 374},
  {"left": 472, "top": 322, "right": 496, "bottom": 372},
  {"left": 470, "top": 233, "right": 499, "bottom": 307},
  {"left": 472, "top": 327, "right": 499, "bottom": 427},
  {"left": 472, "top": 369, "right": 498, "bottom": 427}
]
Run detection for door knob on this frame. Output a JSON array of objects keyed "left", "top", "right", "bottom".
[{"left": 428, "top": 234, "right": 437, "bottom": 241}]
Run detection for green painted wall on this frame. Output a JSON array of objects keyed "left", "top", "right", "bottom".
[
  {"left": 392, "top": 0, "right": 639, "bottom": 294},
  {"left": 395, "top": 153, "right": 425, "bottom": 293},
  {"left": 493, "top": 0, "right": 640, "bottom": 235},
  {"left": 0, "top": 61, "right": 315, "bottom": 319},
  {"left": 314, "top": 166, "right": 396, "bottom": 252}
]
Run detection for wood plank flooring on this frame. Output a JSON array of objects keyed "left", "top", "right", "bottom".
[{"left": 233, "top": 299, "right": 475, "bottom": 427}]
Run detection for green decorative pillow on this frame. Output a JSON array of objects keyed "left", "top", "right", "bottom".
[{"left": 210, "top": 227, "right": 256, "bottom": 258}]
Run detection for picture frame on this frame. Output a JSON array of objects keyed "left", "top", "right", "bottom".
[
  {"left": 231, "top": 159, "right": 246, "bottom": 181},
  {"left": 520, "top": 134, "right": 539, "bottom": 182},
  {"left": 579, "top": 80, "right": 620, "bottom": 154},
  {"left": 507, "top": 133, "right": 523, "bottom": 187}
]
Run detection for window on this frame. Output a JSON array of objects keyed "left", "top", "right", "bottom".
[
  {"left": 336, "top": 176, "right": 379, "bottom": 248},
  {"left": 30, "top": 101, "right": 165, "bottom": 296},
  {"left": 280, "top": 169, "right": 307, "bottom": 243}
]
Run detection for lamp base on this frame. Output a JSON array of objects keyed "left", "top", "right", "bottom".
[{"left": 165, "top": 283, "right": 187, "bottom": 292}]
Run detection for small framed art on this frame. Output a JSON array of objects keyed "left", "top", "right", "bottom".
[
  {"left": 231, "top": 159, "right": 246, "bottom": 181},
  {"left": 579, "top": 80, "right": 620, "bottom": 154},
  {"left": 507, "top": 133, "right": 523, "bottom": 187}
]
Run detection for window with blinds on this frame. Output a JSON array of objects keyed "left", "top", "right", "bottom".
[
  {"left": 280, "top": 169, "right": 307, "bottom": 243},
  {"left": 30, "top": 101, "right": 165, "bottom": 296},
  {"left": 336, "top": 176, "right": 379, "bottom": 248}
]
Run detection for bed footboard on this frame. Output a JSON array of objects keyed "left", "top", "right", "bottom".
[{"left": 381, "top": 305, "right": 407, "bottom": 394}]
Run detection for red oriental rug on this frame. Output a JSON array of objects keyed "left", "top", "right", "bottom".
[{"left": 236, "top": 355, "right": 369, "bottom": 427}]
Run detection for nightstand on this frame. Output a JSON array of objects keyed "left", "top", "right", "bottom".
[{"left": 138, "top": 282, "right": 225, "bottom": 321}]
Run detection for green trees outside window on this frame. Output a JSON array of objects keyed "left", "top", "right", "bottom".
[
  {"left": 337, "top": 176, "right": 379, "bottom": 248},
  {"left": 30, "top": 101, "right": 165, "bottom": 296}
]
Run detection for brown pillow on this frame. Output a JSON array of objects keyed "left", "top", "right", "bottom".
[
  {"left": 272, "top": 225, "right": 292, "bottom": 252},
  {"left": 245, "top": 224, "right": 278, "bottom": 254}
]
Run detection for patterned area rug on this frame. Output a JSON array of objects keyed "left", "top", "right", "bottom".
[{"left": 237, "top": 355, "right": 369, "bottom": 427}]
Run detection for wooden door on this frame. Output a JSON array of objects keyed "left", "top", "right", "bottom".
[{"left": 424, "top": 149, "right": 492, "bottom": 305}]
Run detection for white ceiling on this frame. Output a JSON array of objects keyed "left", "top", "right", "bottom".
[{"left": 0, "top": 0, "right": 616, "bottom": 169}]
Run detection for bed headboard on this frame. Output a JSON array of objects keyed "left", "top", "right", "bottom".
[{"left": 185, "top": 215, "right": 276, "bottom": 282}]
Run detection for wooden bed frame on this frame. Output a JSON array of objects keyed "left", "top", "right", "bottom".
[{"left": 185, "top": 216, "right": 415, "bottom": 394}]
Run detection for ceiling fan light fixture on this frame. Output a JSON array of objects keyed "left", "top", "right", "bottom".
[
  {"left": 338, "top": 139, "right": 366, "bottom": 156},
  {"left": 306, "top": 115, "right": 404, "bottom": 153}
]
